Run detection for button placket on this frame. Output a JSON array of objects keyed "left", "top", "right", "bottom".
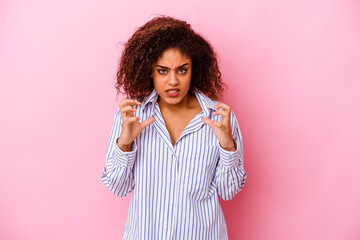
[
  {"left": 170, "top": 154, "right": 177, "bottom": 207},
  {"left": 167, "top": 151, "right": 177, "bottom": 238},
  {"left": 168, "top": 151, "right": 179, "bottom": 240}
]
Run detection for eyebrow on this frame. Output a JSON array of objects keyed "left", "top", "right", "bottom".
[{"left": 155, "top": 63, "right": 189, "bottom": 69}]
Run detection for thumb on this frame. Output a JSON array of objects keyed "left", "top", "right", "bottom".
[
  {"left": 140, "top": 117, "right": 156, "bottom": 130},
  {"left": 202, "top": 117, "right": 215, "bottom": 128},
  {"left": 202, "top": 117, "right": 222, "bottom": 130}
]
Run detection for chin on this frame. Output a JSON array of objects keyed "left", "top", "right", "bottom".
[
  {"left": 164, "top": 97, "right": 183, "bottom": 105},
  {"left": 160, "top": 93, "right": 186, "bottom": 105}
]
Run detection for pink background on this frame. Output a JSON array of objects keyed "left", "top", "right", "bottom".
[{"left": 1, "top": 0, "right": 360, "bottom": 239}]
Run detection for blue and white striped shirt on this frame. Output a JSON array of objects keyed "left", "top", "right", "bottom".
[{"left": 101, "top": 89, "right": 247, "bottom": 240}]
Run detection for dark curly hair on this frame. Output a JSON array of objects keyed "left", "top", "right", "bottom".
[{"left": 115, "top": 15, "right": 226, "bottom": 101}]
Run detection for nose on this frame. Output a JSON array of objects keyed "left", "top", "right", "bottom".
[{"left": 168, "top": 70, "right": 179, "bottom": 86}]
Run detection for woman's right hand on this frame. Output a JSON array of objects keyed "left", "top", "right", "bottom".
[{"left": 117, "top": 98, "right": 155, "bottom": 152}]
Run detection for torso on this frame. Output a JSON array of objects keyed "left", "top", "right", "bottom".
[{"left": 159, "top": 96, "right": 202, "bottom": 146}]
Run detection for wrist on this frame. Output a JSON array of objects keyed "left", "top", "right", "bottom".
[
  {"left": 116, "top": 137, "right": 133, "bottom": 152},
  {"left": 221, "top": 145, "right": 236, "bottom": 152},
  {"left": 220, "top": 138, "right": 236, "bottom": 152}
]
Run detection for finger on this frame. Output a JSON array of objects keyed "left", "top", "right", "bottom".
[
  {"left": 132, "top": 99, "right": 142, "bottom": 105},
  {"left": 213, "top": 110, "right": 231, "bottom": 127},
  {"left": 201, "top": 117, "right": 213, "bottom": 126},
  {"left": 119, "top": 98, "right": 131, "bottom": 109},
  {"left": 214, "top": 102, "right": 231, "bottom": 111},
  {"left": 125, "top": 100, "right": 141, "bottom": 108},
  {"left": 120, "top": 106, "right": 137, "bottom": 118},
  {"left": 123, "top": 116, "right": 140, "bottom": 124},
  {"left": 119, "top": 99, "right": 141, "bottom": 109},
  {"left": 211, "top": 120, "right": 222, "bottom": 128},
  {"left": 201, "top": 117, "right": 222, "bottom": 129},
  {"left": 213, "top": 109, "right": 229, "bottom": 118},
  {"left": 140, "top": 117, "right": 156, "bottom": 129},
  {"left": 120, "top": 105, "right": 137, "bottom": 113}
]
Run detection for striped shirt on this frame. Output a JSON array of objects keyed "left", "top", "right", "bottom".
[{"left": 101, "top": 89, "right": 247, "bottom": 240}]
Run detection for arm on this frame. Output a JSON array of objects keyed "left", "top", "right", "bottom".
[
  {"left": 100, "top": 106, "right": 137, "bottom": 197},
  {"left": 202, "top": 104, "right": 247, "bottom": 200},
  {"left": 214, "top": 111, "right": 247, "bottom": 200},
  {"left": 101, "top": 99, "right": 155, "bottom": 197}
]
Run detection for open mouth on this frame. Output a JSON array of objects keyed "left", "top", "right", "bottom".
[{"left": 166, "top": 89, "right": 180, "bottom": 97}]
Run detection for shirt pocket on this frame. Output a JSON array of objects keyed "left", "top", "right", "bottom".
[{"left": 187, "top": 144, "right": 219, "bottom": 201}]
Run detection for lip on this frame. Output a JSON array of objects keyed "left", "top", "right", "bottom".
[
  {"left": 165, "top": 88, "right": 180, "bottom": 97},
  {"left": 165, "top": 88, "right": 180, "bottom": 92}
]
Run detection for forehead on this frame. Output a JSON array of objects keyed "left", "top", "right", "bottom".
[{"left": 155, "top": 48, "right": 191, "bottom": 65}]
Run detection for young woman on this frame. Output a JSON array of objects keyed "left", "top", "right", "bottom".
[{"left": 101, "top": 16, "right": 247, "bottom": 240}]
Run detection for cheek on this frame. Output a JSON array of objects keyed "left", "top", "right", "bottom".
[
  {"left": 152, "top": 76, "right": 163, "bottom": 90},
  {"left": 152, "top": 72, "right": 158, "bottom": 84}
]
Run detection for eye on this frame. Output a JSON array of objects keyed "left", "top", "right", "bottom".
[
  {"left": 158, "top": 69, "right": 167, "bottom": 74},
  {"left": 178, "top": 69, "right": 187, "bottom": 74}
]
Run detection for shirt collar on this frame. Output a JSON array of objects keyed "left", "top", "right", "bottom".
[
  {"left": 141, "top": 89, "right": 217, "bottom": 117},
  {"left": 194, "top": 89, "right": 217, "bottom": 117}
]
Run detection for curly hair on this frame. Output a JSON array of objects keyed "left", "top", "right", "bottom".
[{"left": 115, "top": 15, "right": 226, "bottom": 101}]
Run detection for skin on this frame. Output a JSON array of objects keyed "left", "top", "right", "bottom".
[
  {"left": 117, "top": 48, "right": 235, "bottom": 152},
  {"left": 153, "top": 48, "right": 202, "bottom": 145},
  {"left": 153, "top": 48, "right": 194, "bottom": 110}
]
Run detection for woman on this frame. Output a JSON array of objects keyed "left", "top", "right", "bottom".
[{"left": 101, "top": 15, "right": 247, "bottom": 240}]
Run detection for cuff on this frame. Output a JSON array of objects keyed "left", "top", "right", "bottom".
[
  {"left": 113, "top": 141, "right": 137, "bottom": 168},
  {"left": 218, "top": 139, "right": 241, "bottom": 169}
]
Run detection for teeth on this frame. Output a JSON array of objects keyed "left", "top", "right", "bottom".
[{"left": 168, "top": 90, "right": 178, "bottom": 93}]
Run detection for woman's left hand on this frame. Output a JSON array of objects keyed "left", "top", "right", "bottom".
[{"left": 201, "top": 102, "right": 236, "bottom": 152}]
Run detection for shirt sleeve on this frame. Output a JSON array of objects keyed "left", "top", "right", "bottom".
[
  {"left": 214, "top": 110, "right": 247, "bottom": 200},
  {"left": 100, "top": 106, "right": 137, "bottom": 197}
]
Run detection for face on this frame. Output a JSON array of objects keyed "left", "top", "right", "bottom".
[{"left": 152, "top": 48, "right": 192, "bottom": 107}]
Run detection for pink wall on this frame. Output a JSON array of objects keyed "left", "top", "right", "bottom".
[{"left": 1, "top": 0, "right": 359, "bottom": 239}]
